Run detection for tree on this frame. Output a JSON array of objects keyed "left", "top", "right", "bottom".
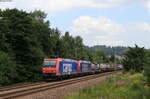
[
  {"left": 0, "top": 51, "right": 17, "bottom": 86},
  {"left": 81, "top": 48, "right": 90, "bottom": 60},
  {"left": 61, "top": 32, "right": 74, "bottom": 58},
  {"left": 30, "top": 10, "right": 47, "bottom": 22},
  {"left": 73, "top": 36, "right": 84, "bottom": 59},
  {"left": 122, "top": 45, "right": 145, "bottom": 72},
  {"left": 92, "top": 50, "right": 106, "bottom": 63},
  {"left": 48, "top": 28, "right": 62, "bottom": 58},
  {"left": 0, "top": 9, "right": 46, "bottom": 82},
  {"left": 144, "top": 50, "right": 150, "bottom": 84},
  {"left": 30, "top": 10, "right": 52, "bottom": 57},
  {"left": 109, "top": 55, "right": 115, "bottom": 63}
]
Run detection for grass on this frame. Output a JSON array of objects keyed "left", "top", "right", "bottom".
[{"left": 66, "top": 73, "right": 150, "bottom": 99}]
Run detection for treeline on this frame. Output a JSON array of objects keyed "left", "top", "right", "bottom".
[
  {"left": 0, "top": 9, "right": 92, "bottom": 86},
  {"left": 87, "top": 45, "right": 128, "bottom": 56},
  {"left": 122, "top": 45, "right": 150, "bottom": 85}
]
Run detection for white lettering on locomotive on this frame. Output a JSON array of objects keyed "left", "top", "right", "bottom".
[{"left": 63, "top": 64, "right": 72, "bottom": 74}]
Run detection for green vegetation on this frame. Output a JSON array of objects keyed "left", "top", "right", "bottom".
[
  {"left": 122, "top": 45, "right": 145, "bottom": 72},
  {"left": 87, "top": 45, "right": 128, "bottom": 56},
  {"left": 66, "top": 45, "right": 150, "bottom": 99},
  {"left": 67, "top": 45, "right": 150, "bottom": 99},
  {"left": 144, "top": 50, "right": 150, "bottom": 84},
  {"left": 69, "top": 44, "right": 150, "bottom": 99},
  {"left": 91, "top": 50, "right": 107, "bottom": 63},
  {"left": 121, "top": 45, "right": 150, "bottom": 85},
  {"left": 0, "top": 9, "right": 92, "bottom": 86},
  {"left": 66, "top": 73, "right": 150, "bottom": 99},
  {"left": 0, "top": 51, "right": 17, "bottom": 85}
]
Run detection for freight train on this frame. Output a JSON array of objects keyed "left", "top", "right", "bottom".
[{"left": 42, "top": 58, "right": 122, "bottom": 80}]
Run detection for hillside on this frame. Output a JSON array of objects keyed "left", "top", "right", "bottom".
[{"left": 87, "top": 45, "right": 128, "bottom": 56}]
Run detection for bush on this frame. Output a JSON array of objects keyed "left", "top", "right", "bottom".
[
  {"left": 0, "top": 51, "right": 17, "bottom": 86},
  {"left": 144, "top": 50, "right": 150, "bottom": 85},
  {"left": 122, "top": 45, "right": 145, "bottom": 72}
]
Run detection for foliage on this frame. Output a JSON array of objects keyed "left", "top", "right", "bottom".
[
  {"left": 66, "top": 73, "right": 149, "bottom": 99},
  {"left": 91, "top": 50, "right": 106, "bottom": 63},
  {"left": 0, "top": 51, "right": 17, "bottom": 86},
  {"left": 122, "top": 45, "right": 145, "bottom": 72},
  {"left": 109, "top": 55, "right": 115, "bottom": 63},
  {"left": 87, "top": 45, "right": 128, "bottom": 56},
  {"left": 0, "top": 9, "right": 92, "bottom": 86},
  {"left": 144, "top": 50, "right": 150, "bottom": 84}
]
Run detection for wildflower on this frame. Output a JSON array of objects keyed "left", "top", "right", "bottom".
[{"left": 116, "top": 80, "right": 128, "bottom": 86}]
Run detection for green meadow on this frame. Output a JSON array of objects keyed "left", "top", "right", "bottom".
[{"left": 66, "top": 73, "right": 150, "bottom": 99}]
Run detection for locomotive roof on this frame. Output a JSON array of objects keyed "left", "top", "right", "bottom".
[
  {"left": 62, "top": 59, "right": 77, "bottom": 62},
  {"left": 80, "top": 60, "right": 91, "bottom": 63}
]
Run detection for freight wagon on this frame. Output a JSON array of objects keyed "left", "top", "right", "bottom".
[
  {"left": 100, "top": 63, "right": 111, "bottom": 71},
  {"left": 77, "top": 60, "right": 92, "bottom": 75},
  {"left": 94, "top": 64, "right": 101, "bottom": 73}
]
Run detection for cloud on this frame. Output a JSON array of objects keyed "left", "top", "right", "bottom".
[
  {"left": 134, "top": 23, "right": 150, "bottom": 31},
  {"left": 71, "top": 16, "right": 123, "bottom": 36},
  {"left": 70, "top": 16, "right": 125, "bottom": 46},
  {"left": 0, "top": 0, "right": 144, "bottom": 13},
  {"left": 147, "top": 0, "right": 150, "bottom": 12},
  {"left": 0, "top": 0, "right": 149, "bottom": 47},
  {"left": 70, "top": 16, "right": 150, "bottom": 47}
]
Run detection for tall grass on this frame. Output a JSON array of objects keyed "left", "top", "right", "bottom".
[{"left": 66, "top": 73, "right": 150, "bottom": 99}]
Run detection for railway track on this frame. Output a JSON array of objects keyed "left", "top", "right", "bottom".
[
  {"left": 0, "top": 71, "right": 121, "bottom": 99},
  {"left": 0, "top": 82, "right": 46, "bottom": 92}
]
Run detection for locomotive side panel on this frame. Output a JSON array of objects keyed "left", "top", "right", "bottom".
[{"left": 59, "top": 61, "right": 78, "bottom": 75}]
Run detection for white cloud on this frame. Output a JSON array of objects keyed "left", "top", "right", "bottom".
[
  {"left": 71, "top": 16, "right": 123, "bottom": 36},
  {"left": 0, "top": 1, "right": 14, "bottom": 9},
  {"left": 70, "top": 16, "right": 125, "bottom": 46},
  {"left": 147, "top": 0, "right": 150, "bottom": 12},
  {"left": 0, "top": 0, "right": 149, "bottom": 47},
  {"left": 132, "top": 23, "right": 150, "bottom": 31},
  {"left": 0, "top": 0, "right": 144, "bottom": 13},
  {"left": 70, "top": 16, "right": 150, "bottom": 47}
]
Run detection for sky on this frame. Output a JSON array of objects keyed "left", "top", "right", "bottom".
[{"left": 0, "top": 0, "right": 150, "bottom": 48}]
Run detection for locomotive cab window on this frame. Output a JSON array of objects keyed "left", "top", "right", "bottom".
[{"left": 43, "top": 61, "right": 56, "bottom": 67}]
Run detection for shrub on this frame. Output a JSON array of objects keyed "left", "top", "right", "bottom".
[
  {"left": 0, "top": 51, "right": 17, "bottom": 86},
  {"left": 144, "top": 50, "right": 150, "bottom": 85},
  {"left": 122, "top": 45, "right": 145, "bottom": 72}
]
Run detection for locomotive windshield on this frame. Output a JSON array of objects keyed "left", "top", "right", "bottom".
[{"left": 43, "top": 61, "right": 56, "bottom": 67}]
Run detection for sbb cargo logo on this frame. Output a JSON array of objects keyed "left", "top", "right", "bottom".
[{"left": 63, "top": 64, "right": 72, "bottom": 74}]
